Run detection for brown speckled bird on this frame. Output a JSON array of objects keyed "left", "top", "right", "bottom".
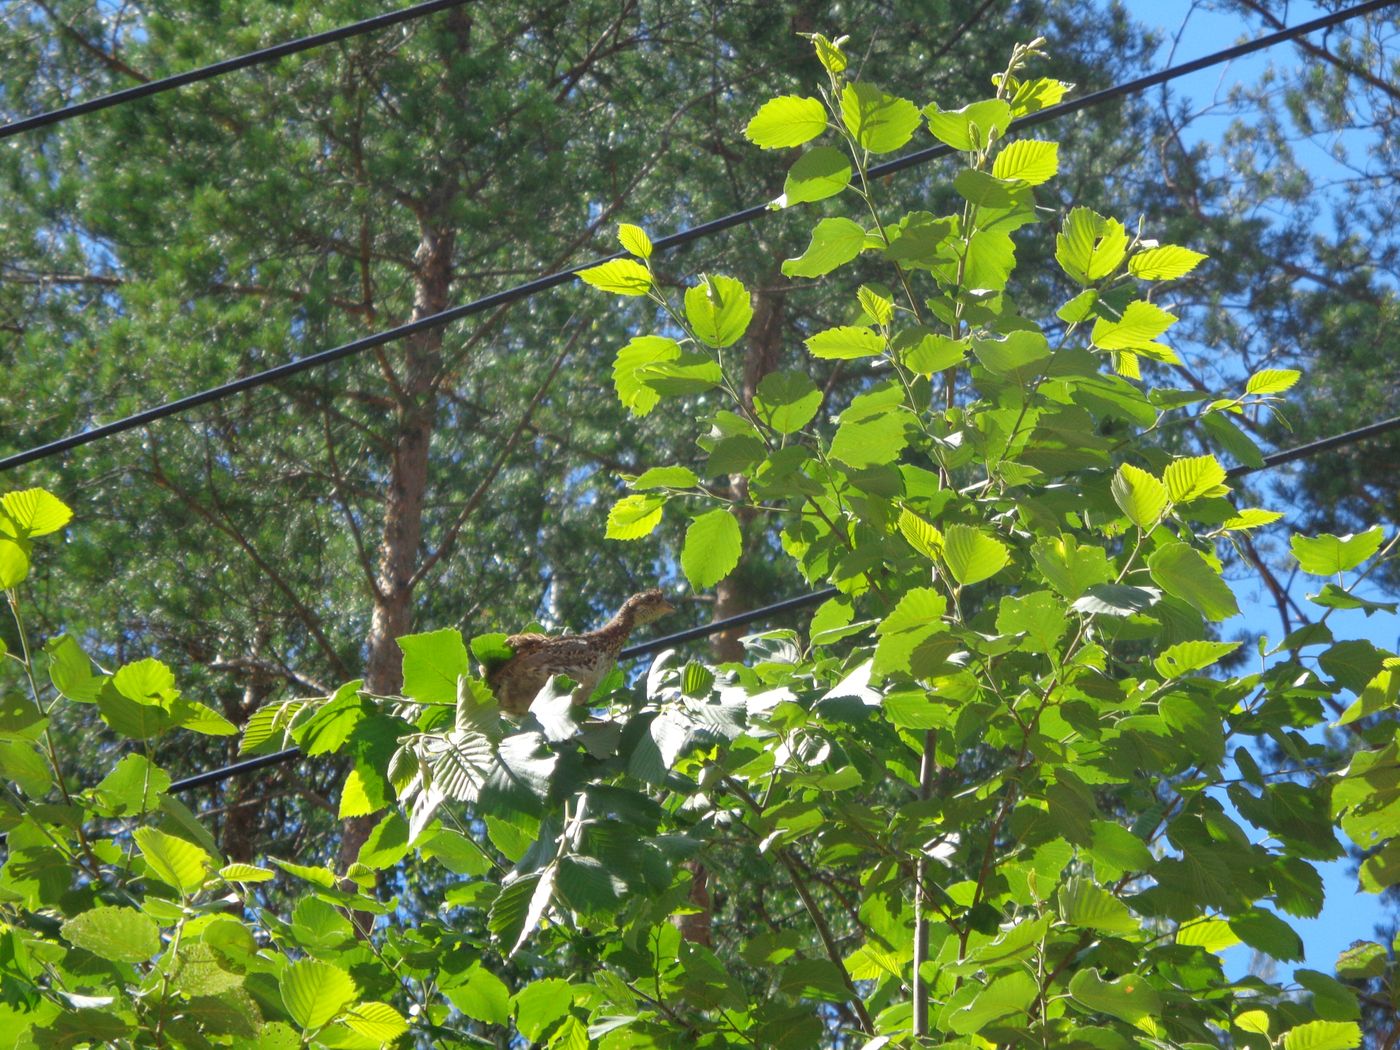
[{"left": 487, "top": 589, "right": 675, "bottom": 714}]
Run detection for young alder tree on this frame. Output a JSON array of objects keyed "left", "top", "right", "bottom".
[{"left": 2, "top": 33, "right": 1398, "bottom": 1050}]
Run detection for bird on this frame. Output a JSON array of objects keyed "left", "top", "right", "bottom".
[{"left": 486, "top": 589, "right": 676, "bottom": 715}]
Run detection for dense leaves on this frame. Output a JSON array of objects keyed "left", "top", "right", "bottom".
[{"left": 2, "top": 23, "right": 1399, "bottom": 1050}]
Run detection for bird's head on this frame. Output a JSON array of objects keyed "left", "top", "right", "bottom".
[{"left": 625, "top": 588, "right": 675, "bottom": 626}]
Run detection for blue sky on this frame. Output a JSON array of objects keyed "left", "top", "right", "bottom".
[{"left": 1121, "top": 0, "right": 1397, "bottom": 979}]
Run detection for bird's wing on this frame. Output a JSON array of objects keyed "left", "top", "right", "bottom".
[{"left": 504, "top": 632, "right": 553, "bottom": 657}]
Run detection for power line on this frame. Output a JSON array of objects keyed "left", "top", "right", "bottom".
[
  {"left": 160, "top": 412, "right": 1400, "bottom": 796},
  {"left": 0, "top": 0, "right": 470, "bottom": 142},
  {"left": 2, "top": 0, "right": 1394, "bottom": 474},
  {"left": 168, "top": 587, "right": 841, "bottom": 794},
  {"left": 1225, "top": 415, "right": 1400, "bottom": 477}
]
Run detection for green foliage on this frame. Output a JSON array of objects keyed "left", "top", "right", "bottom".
[{"left": 4, "top": 27, "right": 1400, "bottom": 1050}]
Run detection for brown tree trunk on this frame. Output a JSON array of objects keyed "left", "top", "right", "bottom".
[
  {"left": 711, "top": 276, "right": 787, "bottom": 659},
  {"left": 338, "top": 217, "right": 455, "bottom": 926},
  {"left": 220, "top": 665, "right": 273, "bottom": 864},
  {"left": 678, "top": 277, "right": 786, "bottom": 947}
]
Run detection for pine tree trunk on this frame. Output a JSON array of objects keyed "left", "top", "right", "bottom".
[{"left": 338, "top": 219, "right": 454, "bottom": 928}]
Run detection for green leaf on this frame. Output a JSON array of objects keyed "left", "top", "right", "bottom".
[
  {"left": 943, "top": 525, "right": 1009, "bottom": 586},
  {"left": 637, "top": 356, "right": 723, "bottom": 398},
  {"left": 0, "top": 488, "right": 73, "bottom": 537},
  {"left": 445, "top": 964, "right": 511, "bottom": 1025},
  {"left": 1148, "top": 543, "right": 1239, "bottom": 622},
  {"left": 629, "top": 466, "right": 698, "bottom": 490},
  {"left": 924, "top": 98, "right": 1012, "bottom": 151},
  {"left": 61, "top": 906, "right": 160, "bottom": 964},
  {"left": 685, "top": 275, "right": 752, "bottom": 348},
  {"left": 576, "top": 258, "right": 652, "bottom": 296},
  {"left": 947, "top": 970, "right": 1037, "bottom": 1034},
  {"left": 1309, "top": 584, "right": 1397, "bottom": 615},
  {"left": 1221, "top": 507, "right": 1284, "bottom": 531},
  {"left": 1091, "top": 301, "right": 1178, "bottom": 352},
  {"left": 1127, "top": 245, "right": 1207, "bottom": 280},
  {"left": 1154, "top": 639, "right": 1241, "bottom": 677},
  {"left": 617, "top": 223, "right": 652, "bottom": 259},
  {"left": 807, "top": 32, "right": 848, "bottom": 74},
  {"left": 1164, "top": 454, "right": 1228, "bottom": 503},
  {"left": 1087, "top": 820, "right": 1154, "bottom": 880},
  {"left": 606, "top": 494, "right": 665, "bottom": 541},
  {"left": 745, "top": 95, "right": 828, "bottom": 149},
  {"left": 682, "top": 509, "right": 742, "bottom": 590},
  {"left": 841, "top": 82, "right": 921, "bottom": 153},
  {"left": 133, "top": 826, "right": 213, "bottom": 895},
  {"left": 781, "top": 217, "right": 868, "bottom": 279},
  {"left": 1175, "top": 916, "right": 1241, "bottom": 952},
  {"left": 991, "top": 139, "right": 1059, "bottom": 185},
  {"left": 830, "top": 409, "right": 912, "bottom": 469},
  {"left": 1067, "top": 969, "right": 1160, "bottom": 1024},
  {"left": 898, "top": 508, "right": 944, "bottom": 560},
  {"left": 97, "top": 680, "right": 177, "bottom": 739},
  {"left": 857, "top": 285, "right": 894, "bottom": 326},
  {"left": 1229, "top": 908, "right": 1303, "bottom": 961},
  {"left": 1295, "top": 969, "right": 1361, "bottom": 1022},
  {"left": 1245, "top": 368, "right": 1301, "bottom": 394},
  {"left": 1282, "top": 1021, "right": 1361, "bottom": 1050},
  {"left": 219, "top": 863, "right": 274, "bottom": 883},
  {"left": 280, "top": 959, "right": 357, "bottom": 1030},
  {"left": 1057, "top": 877, "right": 1137, "bottom": 933},
  {"left": 0, "top": 535, "right": 29, "bottom": 589},
  {"left": 1056, "top": 207, "right": 1127, "bottom": 284},
  {"left": 174, "top": 699, "right": 237, "bottom": 736},
  {"left": 1110, "top": 464, "right": 1167, "bottom": 529},
  {"left": 1057, "top": 289, "right": 1098, "bottom": 323},
  {"left": 93, "top": 753, "right": 170, "bottom": 815},
  {"left": 0, "top": 741, "right": 50, "bottom": 797},
  {"left": 490, "top": 868, "right": 555, "bottom": 956},
  {"left": 613, "top": 335, "right": 680, "bottom": 417},
  {"left": 357, "top": 812, "right": 411, "bottom": 870},
  {"left": 780, "top": 146, "right": 852, "bottom": 206},
  {"left": 1007, "top": 75, "right": 1071, "bottom": 115},
  {"left": 1291, "top": 527, "right": 1386, "bottom": 576},
  {"left": 971, "top": 329, "right": 1051, "bottom": 379},
  {"left": 896, "top": 329, "right": 966, "bottom": 375},
  {"left": 1203, "top": 411, "right": 1265, "bottom": 468},
  {"left": 754, "top": 371, "right": 822, "bottom": 434},
  {"left": 1335, "top": 942, "right": 1387, "bottom": 980},
  {"left": 514, "top": 978, "right": 573, "bottom": 1041},
  {"left": 398, "top": 629, "right": 469, "bottom": 705},
  {"left": 996, "top": 591, "right": 1068, "bottom": 653},
  {"left": 876, "top": 588, "right": 948, "bottom": 636},
  {"left": 1032, "top": 534, "right": 1113, "bottom": 599},
  {"left": 112, "top": 657, "right": 177, "bottom": 705},
  {"left": 805, "top": 324, "right": 883, "bottom": 360},
  {"left": 1334, "top": 668, "right": 1397, "bottom": 726},
  {"left": 343, "top": 1002, "right": 409, "bottom": 1043}
]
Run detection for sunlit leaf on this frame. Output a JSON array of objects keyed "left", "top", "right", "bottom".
[
  {"left": 682, "top": 509, "right": 742, "bottom": 589},
  {"left": 942, "top": 525, "right": 1009, "bottom": 586},
  {"left": 576, "top": 258, "right": 652, "bottom": 296},
  {"left": 745, "top": 95, "right": 828, "bottom": 149},
  {"left": 782, "top": 217, "right": 868, "bottom": 278},
  {"left": 280, "top": 959, "right": 357, "bottom": 1031}
]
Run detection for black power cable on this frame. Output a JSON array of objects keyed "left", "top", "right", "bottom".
[
  {"left": 0, "top": 0, "right": 470, "bottom": 142},
  {"left": 168, "top": 587, "right": 841, "bottom": 793},
  {"left": 161, "top": 412, "right": 1400, "bottom": 795},
  {"left": 2, "top": 0, "right": 1395, "bottom": 474}
]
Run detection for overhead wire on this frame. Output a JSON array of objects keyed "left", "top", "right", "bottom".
[
  {"left": 0, "top": 0, "right": 470, "bottom": 141},
  {"left": 6, "top": 0, "right": 1398, "bottom": 796},
  {"left": 157, "top": 412, "right": 1400, "bottom": 796},
  {"left": 2, "top": 0, "right": 1396, "bottom": 474}
]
